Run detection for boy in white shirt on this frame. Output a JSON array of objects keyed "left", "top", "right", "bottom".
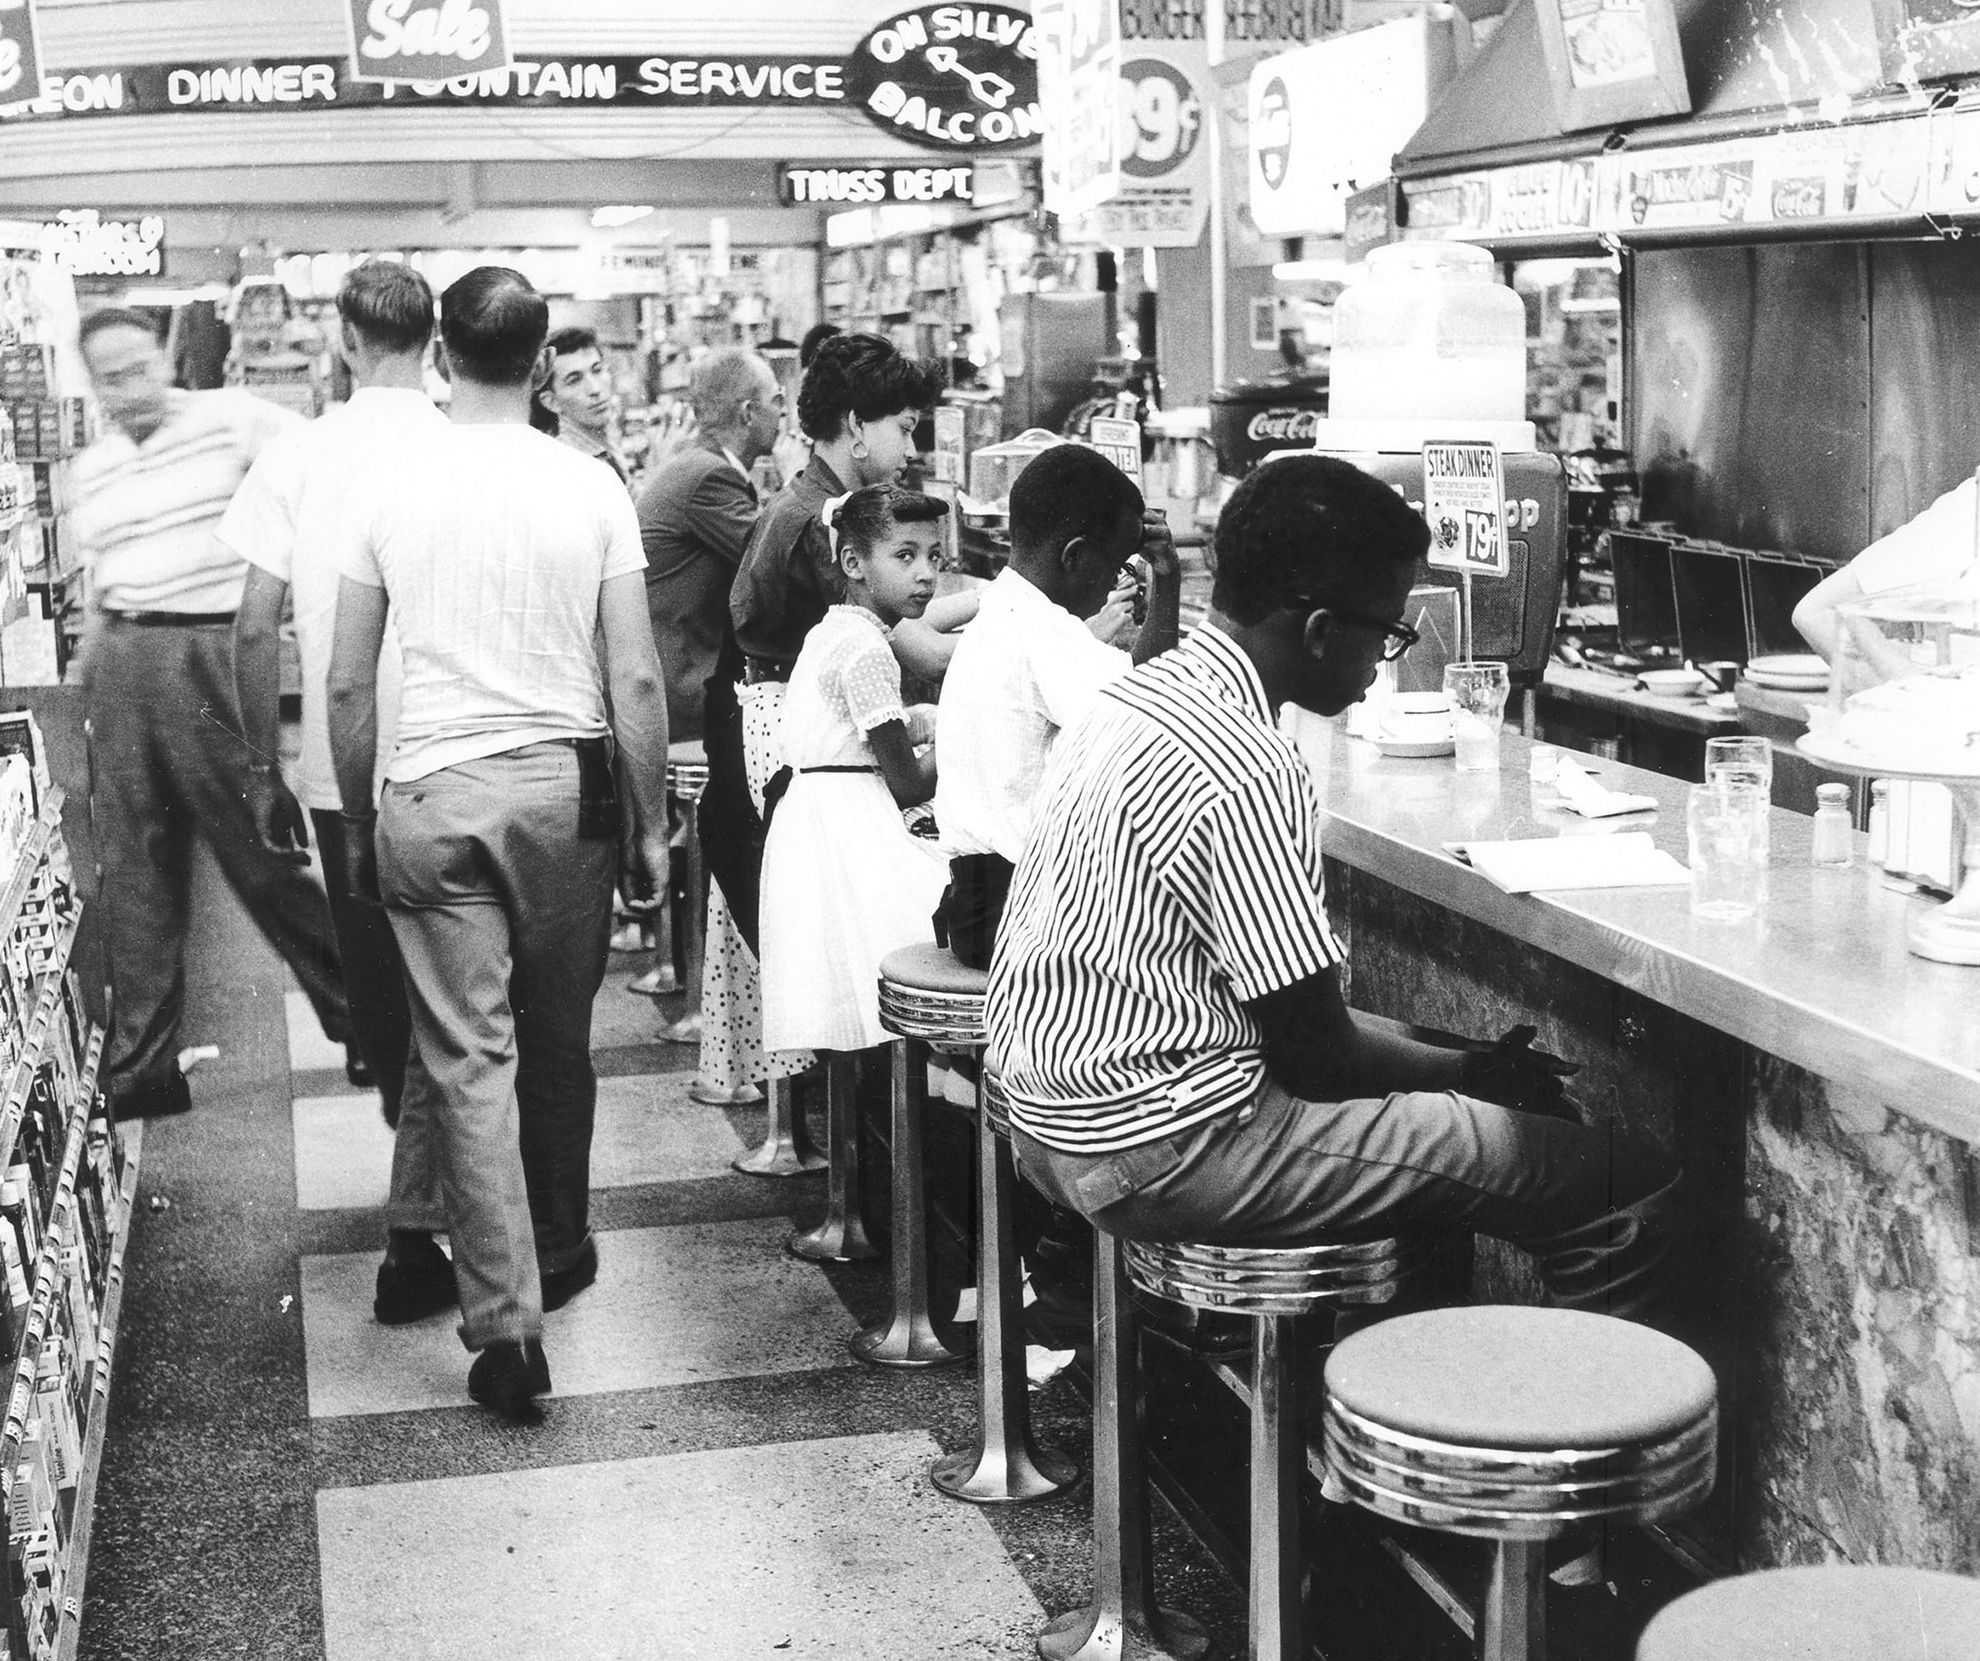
[{"left": 933, "top": 444, "right": 1181, "bottom": 967}]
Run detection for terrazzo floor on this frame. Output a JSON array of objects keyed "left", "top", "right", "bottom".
[{"left": 73, "top": 844, "right": 1246, "bottom": 1660}]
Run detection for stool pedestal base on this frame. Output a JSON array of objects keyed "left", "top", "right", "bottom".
[
  {"left": 736, "top": 1075, "right": 826, "bottom": 1177},
  {"left": 933, "top": 1101, "right": 1077, "bottom": 1502},
  {"left": 1480, "top": 1540, "right": 1545, "bottom": 1661},
  {"left": 852, "top": 1041, "right": 968, "bottom": 1368},
  {"left": 786, "top": 1059, "right": 876, "bottom": 1261},
  {"left": 1037, "top": 1235, "right": 1209, "bottom": 1661}
]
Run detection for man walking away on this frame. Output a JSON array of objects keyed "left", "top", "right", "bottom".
[
  {"left": 225, "top": 258, "right": 457, "bottom": 1325},
  {"left": 327, "top": 268, "right": 671, "bottom": 1423},
  {"left": 71, "top": 309, "right": 349, "bottom": 1122}
]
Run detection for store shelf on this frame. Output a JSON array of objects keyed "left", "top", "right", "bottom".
[
  {"left": 0, "top": 793, "right": 65, "bottom": 955},
  {"left": 0, "top": 909, "right": 84, "bottom": 1179},
  {"left": 53, "top": 1126, "right": 140, "bottom": 1661}
]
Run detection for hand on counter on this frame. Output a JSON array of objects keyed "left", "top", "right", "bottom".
[{"left": 1460, "top": 1024, "right": 1581, "bottom": 1121}]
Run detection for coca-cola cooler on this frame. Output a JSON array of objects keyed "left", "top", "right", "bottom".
[{"left": 1208, "top": 373, "right": 1328, "bottom": 478}]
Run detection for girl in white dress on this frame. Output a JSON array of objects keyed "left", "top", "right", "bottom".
[{"left": 760, "top": 485, "right": 950, "bottom": 1057}]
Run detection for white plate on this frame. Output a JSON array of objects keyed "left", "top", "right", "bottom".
[
  {"left": 1749, "top": 652, "right": 1828, "bottom": 679},
  {"left": 1375, "top": 736, "right": 1456, "bottom": 758},
  {"left": 1637, "top": 669, "right": 1707, "bottom": 696},
  {"left": 1746, "top": 671, "right": 1830, "bottom": 692}
]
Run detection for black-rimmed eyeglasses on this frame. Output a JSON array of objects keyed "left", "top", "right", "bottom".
[{"left": 1314, "top": 607, "right": 1420, "bottom": 661}]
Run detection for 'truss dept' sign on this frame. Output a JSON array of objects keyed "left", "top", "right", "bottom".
[
  {"left": 845, "top": 5, "right": 1042, "bottom": 151},
  {"left": 348, "top": 0, "right": 510, "bottom": 83}
]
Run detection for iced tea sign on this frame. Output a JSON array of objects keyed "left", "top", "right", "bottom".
[
  {"left": 1422, "top": 440, "right": 1508, "bottom": 577},
  {"left": 1086, "top": 415, "right": 1142, "bottom": 489},
  {"left": 0, "top": 0, "right": 44, "bottom": 111},
  {"left": 348, "top": 0, "right": 510, "bottom": 83}
]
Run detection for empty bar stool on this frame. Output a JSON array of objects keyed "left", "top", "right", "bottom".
[
  {"left": 1323, "top": 1305, "right": 1718, "bottom": 1661},
  {"left": 1636, "top": 1564, "right": 1980, "bottom": 1660},
  {"left": 855, "top": 943, "right": 982, "bottom": 1369},
  {"left": 932, "top": 1071, "right": 1077, "bottom": 1505},
  {"left": 1118, "top": 1235, "right": 1415, "bottom": 1661},
  {"left": 786, "top": 1054, "right": 876, "bottom": 1263}
]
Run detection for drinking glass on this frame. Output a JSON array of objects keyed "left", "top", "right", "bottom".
[
  {"left": 1688, "top": 780, "right": 1768, "bottom": 921},
  {"left": 1444, "top": 662, "right": 1511, "bottom": 773},
  {"left": 1703, "top": 736, "right": 1774, "bottom": 864}
]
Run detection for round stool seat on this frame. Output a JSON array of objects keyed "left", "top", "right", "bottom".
[
  {"left": 1323, "top": 1306, "right": 1717, "bottom": 1540},
  {"left": 877, "top": 943, "right": 987, "bottom": 1047},
  {"left": 667, "top": 738, "right": 710, "bottom": 799},
  {"left": 1124, "top": 1237, "right": 1412, "bottom": 1317},
  {"left": 1636, "top": 1566, "right": 1980, "bottom": 1661}
]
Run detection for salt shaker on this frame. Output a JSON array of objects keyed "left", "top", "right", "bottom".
[
  {"left": 1867, "top": 779, "right": 1889, "bottom": 865},
  {"left": 1811, "top": 782, "right": 1853, "bottom": 868}
]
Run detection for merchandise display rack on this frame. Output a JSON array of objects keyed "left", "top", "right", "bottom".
[{"left": 0, "top": 795, "right": 133, "bottom": 1661}]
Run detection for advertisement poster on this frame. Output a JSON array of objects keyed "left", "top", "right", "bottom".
[
  {"left": 1035, "top": 0, "right": 1124, "bottom": 217},
  {"left": 0, "top": 0, "right": 43, "bottom": 111},
  {"left": 348, "top": 0, "right": 511, "bottom": 84},
  {"left": 1423, "top": 441, "right": 1509, "bottom": 578},
  {"left": 1085, "top": 415, "right": 1143, "bottom": 490},
  {"left": 1063, "top": 42, "right": 1210, "bottom": 249}
]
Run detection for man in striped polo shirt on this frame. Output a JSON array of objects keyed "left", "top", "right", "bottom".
[
  {"left": 72, "top": 309, "right": 349, "bottom": 1123},
  {"left": 987, "top": 454, "right": 1677, "bottom": 1321}
]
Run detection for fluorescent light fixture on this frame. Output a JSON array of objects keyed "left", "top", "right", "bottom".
[
  {"left": 590, "top": 204, "right": 654, "bottom": 229},
  {"left": 825, "top": 202, "right": 945, "bottom": 248},
  {"left": 1272, "top": 258, "right": 1351, "bottom": 282}
]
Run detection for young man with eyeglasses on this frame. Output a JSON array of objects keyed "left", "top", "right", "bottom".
[{"left": 987, "top": 454, "right": 1678, "bottom": 1324}]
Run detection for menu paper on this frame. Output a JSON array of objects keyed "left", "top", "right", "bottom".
[{"left": 1453, "top": 833, "right": 1692, "bottom": 894}]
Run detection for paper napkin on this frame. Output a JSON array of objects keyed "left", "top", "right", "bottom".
[{"left": 1553, "top": 757, "right": 1659, "bottom": 818}]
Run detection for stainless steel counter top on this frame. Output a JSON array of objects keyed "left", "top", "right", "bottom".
[{"left": 1292, "top": 709, "right": 1980, "bottom": 1142}]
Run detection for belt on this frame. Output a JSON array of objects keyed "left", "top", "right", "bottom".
[
  {"left": 108, "top": 609, "right": 237, "bottom": 627},
  {"left": 743, "top": 656, "right": 793, "bottom": 685}
]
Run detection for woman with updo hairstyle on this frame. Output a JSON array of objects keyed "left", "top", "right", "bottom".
[{"left": 692, "top": 333, "right": 950, "bottom": 1107}]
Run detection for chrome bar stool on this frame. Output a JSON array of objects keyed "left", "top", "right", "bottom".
[
  {"left": 1323, "top": 1305, "right": 1718, "bottom": 1661},
  {"left": 933, "top": 1071, "right": 1077, "bottom": 1505},
  {"left": 659, "top": 739, "right": 708, "bottom": 1041},
  {"left": 1636, "top": 1565, "right": 1980, "bottom": 1661},
  {"left": 1121, "top": 1236, "right": 1415, "bottom": 1661},
  {"left": 786, "top": 1054, "right": 876, "bottom": 1263},
  {"left": 732, "top": 1073, "right": 826, "bottom": 1177},
  {"left": 1037, "top": 1229, "right": 1207, "bottom": 1661},
  {"left": 855, "top": 943, "right": 980, "bottom": 1368}
]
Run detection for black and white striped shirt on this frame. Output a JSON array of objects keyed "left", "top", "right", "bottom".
[{"left": 986, "top": 624, "right": 1345, "bottom": 1154}]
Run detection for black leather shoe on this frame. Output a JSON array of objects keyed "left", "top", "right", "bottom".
[
  {"left": 373, "top": 1235, "right": 457, "bottom": 1325},
  {"left": 111, "top": 1071, "right": 192, "bottom": 1122},
  {"left": 345, "top": 1046, "right": 375, "bottom": 1090},
  {"left": 467, "top": 1339, "right": 551, "bottom": 1424},
  {"left": 541, "top": 1235, "right": 599, "bottom": 1313}
]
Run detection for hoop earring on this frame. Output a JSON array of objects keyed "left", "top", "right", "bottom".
[{"left": 850, "top": 439, "right": 870, "bottom": 461}]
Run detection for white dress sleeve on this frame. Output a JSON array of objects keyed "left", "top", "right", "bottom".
[{"left": 839, "top": 630, "right": 907, "bottom": 733}]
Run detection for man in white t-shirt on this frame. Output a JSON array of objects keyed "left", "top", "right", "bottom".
[
  {"left": 70, "top": 310, "right": 348, "bottom": 1123},
  {"left": 223, "top": 259, "right": 454, "bottom": 1326},
  {"left": 327, "top": 268, "right": 672, "bottom": 1422},
  {"left": 933, "top": 443, "right": 1181, "bottom": 968},
  {"left": 1794, "top": 472, "right": 1980, "bottom": 660}
]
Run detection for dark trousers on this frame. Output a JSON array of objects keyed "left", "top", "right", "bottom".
[
  {"left": 698, "top": 637, "right": 764, "bottom": 955},
  {"left": 378, "top": 744, "right": 614, "bottom": 1348},
  {"left": 936, "top": 853, "right": 1015, "bottom": 971},
  {"left": 87, "top": 618, "right": 348, "bottom": 1103},
  {"left": 311, "top": 806, "right": 413, "bottom": 1123}
]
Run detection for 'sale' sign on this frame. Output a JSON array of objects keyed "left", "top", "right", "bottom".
[{"left": 348, "top": 0, "right": 511, "bottom": 83}]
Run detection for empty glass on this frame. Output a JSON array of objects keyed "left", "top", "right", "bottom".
[
  {"left": 1444, "top": 662, "right": 1511, "bottom": 773},
  {"left": 1688, "top": 780, "right": 1768, "bottom": 921},
  {"left": 1703, "top": 735, "right": 1773, "bottom": 796}
]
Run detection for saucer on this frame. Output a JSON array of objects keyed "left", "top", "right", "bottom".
[{"left": 1375, "top": 735, "right": 1457, "bottom": 758}]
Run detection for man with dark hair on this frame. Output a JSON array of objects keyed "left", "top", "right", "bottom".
[
  {"left": 538, "top": 323, "right": 629, "bottom": 486},
  {"left": 636, "top": 348, "right": 784, "bottom": 741},
  {"left": 988, "top": 454, "right": 1678, "bottom": 1322},
  {"left": 224, "top": 258, "right": 454, "bottom": 1323},
  {"left": 934, "top": 442, "right": 1180, "bottom": 968},
  {"left": 327, "top": 267, "right": 673, "bottom": 1421},
  {"left": 71, "top": 306, "right": 348, "bottom": 1123}
]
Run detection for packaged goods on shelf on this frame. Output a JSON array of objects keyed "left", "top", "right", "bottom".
[
  {"left": 0, "top": 719, "right": 47, "bottom": 814},
  {"left": 0, "top": 349, "right": 54, "bottom": 406},
  {"left": 4, "top": 405, "right": 85, "bottom": 465}
]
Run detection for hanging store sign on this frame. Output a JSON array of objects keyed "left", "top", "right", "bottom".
[
  {"left": 0, "top": 54, "right": 856, "bottom": 123},
  {"left": 842, "top": 5, "right": 1042, "bottom": 152},
  {"left": 347, "top": 0, "right": 510, "bottom": 84},
  {"left": 1249, "top": 16, "right": 1455, "bottom": 237},
  {"left": 1343, "top": 180, "right": 1393, "bottom": 263},
  {"left": 1400, "top": 159, "right": 1596, "bottom": 244},
  {"left": 1061, "top": 42, "right": 1211, "bottom": 248},
  {"left": 1874, "top": 0, "right": 1980, "bottom": 87},
  {"left": 0, "top": 0, "right": 44, "bottom": 112},
  {"left": 777, "top": 163, "right": 975, "bottom": 206},
  {"left": 1035, "top": 0, "right": 1125, "bottom": 216},
  {"left": 38, "top": 210, "right": 164, "bottom": 277}
]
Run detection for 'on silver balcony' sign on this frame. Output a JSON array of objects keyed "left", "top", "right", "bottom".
[{"left": 347, "top": 0, "right": 511, "bottom": 85}]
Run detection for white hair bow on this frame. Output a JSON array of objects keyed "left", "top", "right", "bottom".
[{"left": 819, "top": 491, "right": 853, "bottom": 559}]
